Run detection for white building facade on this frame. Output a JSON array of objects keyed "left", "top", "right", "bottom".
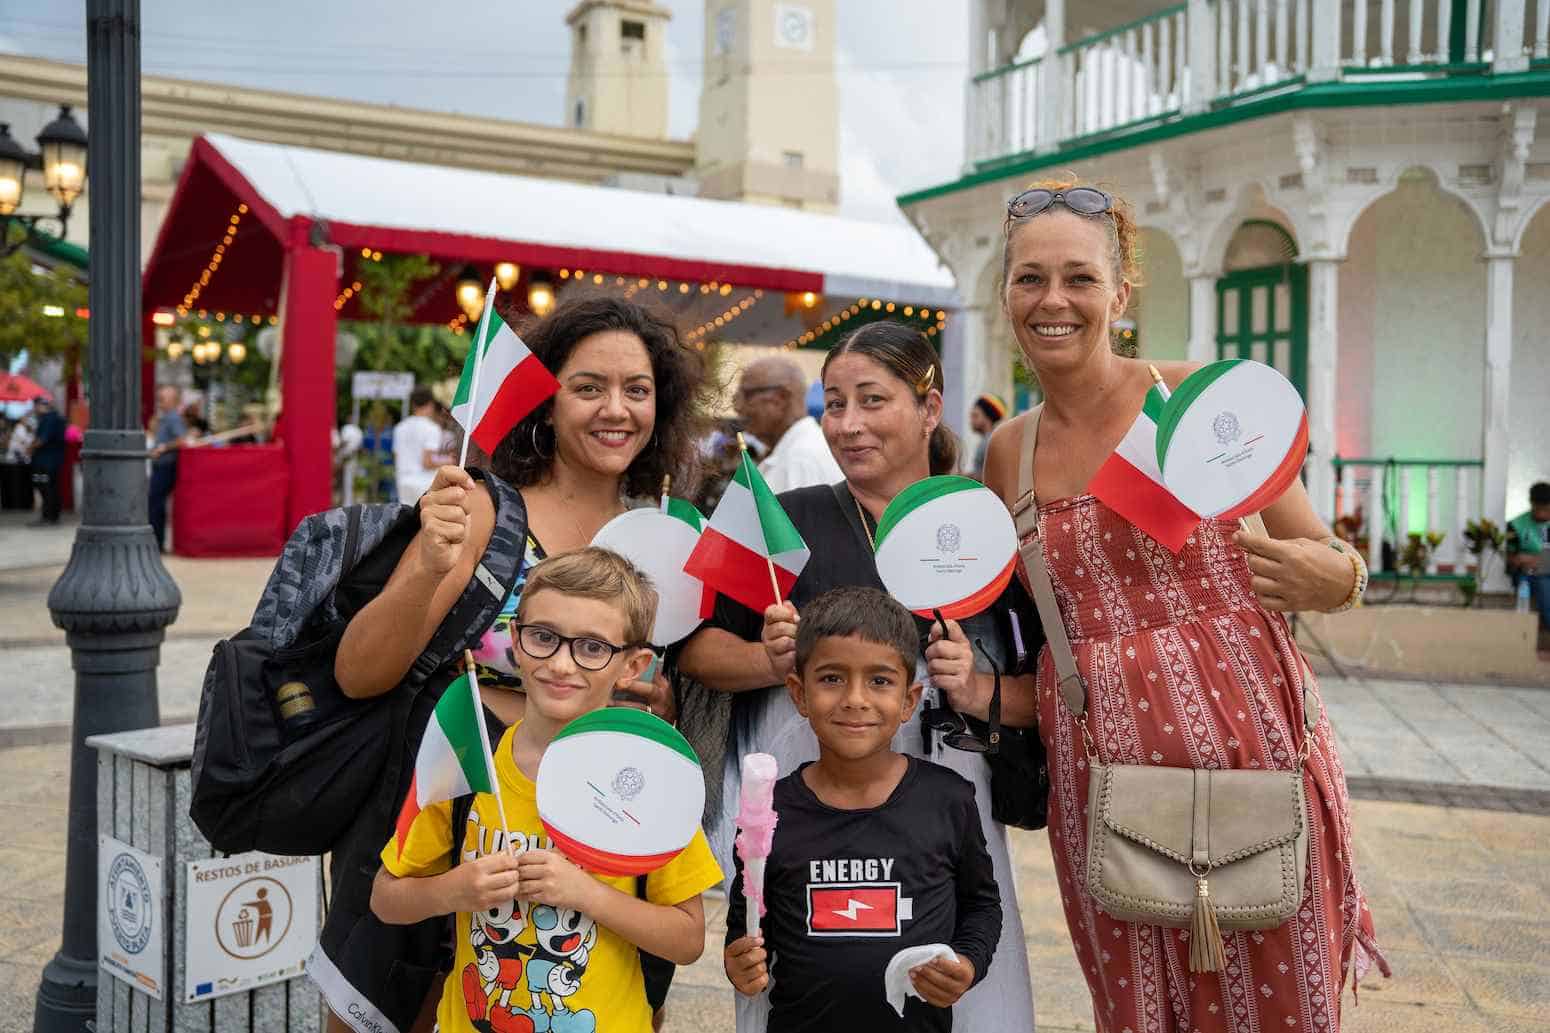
[{"left": 902, "top": 0, "right": 1550, "bottom": 580}]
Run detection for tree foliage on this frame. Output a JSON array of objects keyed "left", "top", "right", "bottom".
[{"left": 0, "top": 244, "right": 88, "bottom": 365}]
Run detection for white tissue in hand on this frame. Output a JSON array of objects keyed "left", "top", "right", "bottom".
[{"left": 884, "top": 943, "right": 956, "bottom": 1016}]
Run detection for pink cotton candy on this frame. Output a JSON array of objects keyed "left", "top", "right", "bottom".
[{"left": 734, "top": 753, "right": 779, "bottom": 926}]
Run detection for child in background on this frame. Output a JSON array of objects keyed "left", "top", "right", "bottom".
[
  {"left": 723, "top": 585, "right": 1001, "bottom": 1032},
  {"left": 372, "top": 548, "right": 722, "bottom": 1033}
]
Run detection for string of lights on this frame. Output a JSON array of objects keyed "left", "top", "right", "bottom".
[
  {"left": 782, "top": 297, "right": 947, "bottom": 350},
  {"left": 685, "top": 290, "right": 763, "bottom": 346},
  {"left": 177, "top": 203, "right": 247, "bottom": 317}
]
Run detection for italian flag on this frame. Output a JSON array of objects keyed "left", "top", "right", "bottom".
[
  {"left": 393, "top": 671, "right": 500, "bottom": 858},
  {"left": 451, "top": 307, "right": 560, "bottom": 455},
  {"left": 664, "top": 496, "right": 718, "bottom": 619},
  {"left": 684, "top": 449, "right": 809, "bottom": 613},
  {"left": 1087, "top": 381, "right": 1201, "bottom": 553}
]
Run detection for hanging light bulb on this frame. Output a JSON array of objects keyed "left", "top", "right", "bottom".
[
  {"left": 528, "top": 271, "right": 556, "bottom": 316},
  {"left": 166, "top": 339, "right": 184, "bottom": 360},
  {"left": 494, "top": 261, "right": 521, "bottom": 291},
  {"left": 227, "top": 341, "right": 247, "bottom": 363},
  {"left": 455, "top": 265, "right": 485, "bottom": 321}
]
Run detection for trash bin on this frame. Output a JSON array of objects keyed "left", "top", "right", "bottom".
[{"left": 88, "top": 725, "right": 323, "bottom": 1033}]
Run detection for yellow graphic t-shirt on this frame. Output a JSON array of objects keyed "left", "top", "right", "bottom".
[{"left": 381, "top": 721, "right": 723, "bottom": 1033}]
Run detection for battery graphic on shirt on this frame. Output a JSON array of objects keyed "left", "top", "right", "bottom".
[{"left": 806, "top": 883, "right": 912, "bottom": 937}]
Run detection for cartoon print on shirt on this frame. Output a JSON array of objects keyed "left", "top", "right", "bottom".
[
  {"left": 462, "top": 896, "right": 535, "bottom": 1033},
  {"left": 523, "top": 905, "right": 598, "bottom": 1033},
  {"left": 457, "top": 801, "right": 599, "bottom": 1033}
]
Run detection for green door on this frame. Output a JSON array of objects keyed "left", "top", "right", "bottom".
[{"left": 1215, "top": 263, "right": 1308, "bottom": 396}]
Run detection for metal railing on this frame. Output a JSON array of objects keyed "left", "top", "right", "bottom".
[
  {"left": 1331, "top": 456, "right": 1485, "bottom": 575},
  {"left": 964, "top": 0, "right": 1541, "bottom": 167}
]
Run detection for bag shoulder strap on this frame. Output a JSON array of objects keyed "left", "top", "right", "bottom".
[
  {"left": 406, "top": 469, "right": 530, "bottom": 686},
  {"left": 1010, "top": 406, "right": 1088, "bottom": 720}
]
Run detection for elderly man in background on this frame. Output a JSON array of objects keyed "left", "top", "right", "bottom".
[{"left": 733, "top": 356, "right": 841, "bottom": 493}]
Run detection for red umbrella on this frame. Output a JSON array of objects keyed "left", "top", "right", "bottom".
[{"left": 0, "top": 373, "right": 49, "bottom": 403}]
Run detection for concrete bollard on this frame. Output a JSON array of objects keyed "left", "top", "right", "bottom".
[{"left": 88, "top": 724, "right": 323, "bottom": 1033}]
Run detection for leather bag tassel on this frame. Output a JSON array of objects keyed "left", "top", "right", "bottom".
[{"left": 1189, "top": 875, "right": 1228, "bottom": 973}]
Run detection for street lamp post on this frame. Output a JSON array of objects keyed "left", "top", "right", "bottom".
[
  {"left": 0, "top": 105, "right": 88, "bottom": 256},
  {"left": 34, "top": 2, "right": 181, "bottom": 1030}
]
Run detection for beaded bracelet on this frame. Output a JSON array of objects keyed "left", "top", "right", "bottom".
[{"left": 1324, "top": 537, "right": 1368, "bottom": 613}]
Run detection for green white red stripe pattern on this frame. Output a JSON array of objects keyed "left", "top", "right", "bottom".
[
  {"left": 872, "top": 475, "right": 1018, "bottom": 619},
  {"left": 1087, "top": 382, "right": 1201, "bottom": 553},
  {"left": 537, "top": 708, "right": 705, "bottom": 876},
  {"left": 1155, "top": 358, "right": 1309, "bottom": 520},
  {"left": 393, "top": 671, "right": 498, "bottom": 858},
  {"left": 451, "top": 308, "right": 560, "bottom": 455},
  {"left": 683, "top": 449, "right": 809, "bottom": 613},
  {"left": 664, "top": 497, "right": 717, "bottom": 619}
]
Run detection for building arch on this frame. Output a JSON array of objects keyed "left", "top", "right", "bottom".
[{"left": 1336, "top": 164, "right": 1491, "bottom": 262}]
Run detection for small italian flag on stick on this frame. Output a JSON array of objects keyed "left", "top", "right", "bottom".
[
  {"left": 452, "top": 280, "right": 561, "bottom": 462},
  {"left": 393, "top": 652, "right": 512, "bottom": 858},
  {"left": 684, "top": 434, "right": 809, "bottom": 613},
  {"left": 1086, "top": 367, "right": 1201, "bottom": 553}
]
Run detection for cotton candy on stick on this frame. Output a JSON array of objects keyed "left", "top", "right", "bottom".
[{"left": 735, "top": 753, "right": 780, "bottom": 937}]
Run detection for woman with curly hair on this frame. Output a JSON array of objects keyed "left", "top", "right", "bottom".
[{"left": 319, "top": 295, "right": 711, "bottom": 1033}]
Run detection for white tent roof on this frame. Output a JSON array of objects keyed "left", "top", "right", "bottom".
[{"left": 205, "top": 133, "right": 958, "bottom": 303}]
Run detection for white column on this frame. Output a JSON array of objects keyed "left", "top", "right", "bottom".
[
  {"left": 1305, "top": 258, "right": 1340, "bottom": 524},
  {"left": 1482, "top": 255, "right": 1514, "bottom": 542},
  {"left": 1187, "top": 273, "right": 1218, "bottom": 364},
  {"left": 965, "top": 0, "right": 991, "bottom": 170},
  {"left": 1037, "top": 0, "right": 1066, "bottom": 151},
  {"left": 1186, "top": 0, "right": 1218, "bottom": 112},
  {"left": 1307, "top": 0, "right": 1342, "bottom": 80},
  {"left": 942, "top": 303, "right": 987, "bottom": 444},
  {"left": 1494, "top": 0, "right": 1530, "bottom": 72}
]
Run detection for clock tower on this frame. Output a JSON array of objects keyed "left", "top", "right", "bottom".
[{"left": 696, "top": 0, "right": 839, "bottom": 211}]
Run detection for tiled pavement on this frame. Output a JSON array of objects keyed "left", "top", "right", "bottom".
[
  {"left": 3, "top": 512, "right": 1548, "bottom": 1031},
  {"left": 0, "top": 737, "right": 1544, "bottom": 1033}
]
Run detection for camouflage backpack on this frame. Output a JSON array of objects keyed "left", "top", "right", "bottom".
[{"left": 189, "top": 468, "right": 528, "bottom": 856}]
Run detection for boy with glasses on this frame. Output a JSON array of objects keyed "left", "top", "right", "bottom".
[{"left": 372, "top": 547, "right": 721, "bottom": 1033}]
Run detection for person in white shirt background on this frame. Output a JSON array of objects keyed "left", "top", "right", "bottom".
[
  {"left": 732, "top": 357, "right": 842, "bottom": 494},
  {"left": 391, "top": 386, "right": 450, "bottom": 503}
]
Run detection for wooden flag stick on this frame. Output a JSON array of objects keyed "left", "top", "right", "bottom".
[
  {"left": 456, "top": 277, "right": 500, "bottom": 469},
  {"left": 1149, "top": 364, "right": 1257, "bottom": 535},
  {"left": 736, "top": 432, "right": 783, "bottom": 607},
  {"left": 463, "top": 649, "right": 517, "bottom": 857}
]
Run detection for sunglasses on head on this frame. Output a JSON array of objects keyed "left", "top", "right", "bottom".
[{"left": 1006, "top": 186, "right": 1114, "bottom": 220}]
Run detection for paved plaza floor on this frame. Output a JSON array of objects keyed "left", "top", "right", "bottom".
[{"left": 1, "top": 511, "right": 1547, "bottom": 1030}]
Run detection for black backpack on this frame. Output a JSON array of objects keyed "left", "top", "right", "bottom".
[{"left": 189, "top": 469, "right": 529, "bottom": 856}]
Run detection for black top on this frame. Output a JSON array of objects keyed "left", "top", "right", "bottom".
[
  {"left": 726, "top": 757, "right": 1002, "bottom": 1032},
  {"left": 31, "top": 410, "right": 66, "bottom": 471},
  {"left": 706, "top": 482, "right": 1043, "bottom": 730}
]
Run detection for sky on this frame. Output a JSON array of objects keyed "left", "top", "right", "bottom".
[{"left": 1, "top": 0, "right": 972, "bottom": 224}]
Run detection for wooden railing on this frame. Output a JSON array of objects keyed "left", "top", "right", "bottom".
[
  {"left": 965, "top": 0, "right": 1545, "bottom": 167},
  {"left": 1331, "top": 456, "right": 1485, "bottom": 575}
]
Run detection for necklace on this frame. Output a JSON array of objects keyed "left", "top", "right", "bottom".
[{"left": 854, "top": 494, "right": 877, "bottom": 550}]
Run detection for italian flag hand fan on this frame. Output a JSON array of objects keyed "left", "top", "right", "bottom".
[
  {"left": 871, "top": 476, "right": 1018, "bottom": 620},
  {"left": 1154, "top": 359, "right": 1308, "bottom": 519}
]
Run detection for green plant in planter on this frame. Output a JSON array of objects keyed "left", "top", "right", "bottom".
[
  {"left": 1459, "top": 575, "right": 1478, "bottom": 608},
  {"left": 1462, "top": 518, "right": 1506, "bottom": 605},
  {"left": 1400, "top": 532, "right": 1433, "bottom": 579}
]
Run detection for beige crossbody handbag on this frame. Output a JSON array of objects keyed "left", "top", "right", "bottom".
[{"left": 1010, "top": 405, "right": 1318, "bottom": 973}]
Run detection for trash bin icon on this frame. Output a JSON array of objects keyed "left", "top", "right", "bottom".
[{"left": 232, "top": 906, "right": 255, "bottom": 948}]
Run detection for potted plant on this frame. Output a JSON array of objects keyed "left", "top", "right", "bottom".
[{"left": 1462, "top": 518, "right": 1506, "bottom": 607}]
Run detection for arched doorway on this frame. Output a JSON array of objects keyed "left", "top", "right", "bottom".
[{"left": 1215, "top": 220, "right": 1307, "bottom": 394}]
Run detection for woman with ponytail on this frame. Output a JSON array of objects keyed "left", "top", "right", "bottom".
[{"left": 679, "top": 320, "right": 1038, "bottom": 1032}]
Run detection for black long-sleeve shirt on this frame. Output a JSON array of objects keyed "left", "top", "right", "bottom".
[{"left": 726, "top": 757, "right": 1002, "bottom": 1032}]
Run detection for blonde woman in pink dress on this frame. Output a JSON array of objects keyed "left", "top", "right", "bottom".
[{"left": 940, "top": 177, "right": 1387, "bottom": 1033}]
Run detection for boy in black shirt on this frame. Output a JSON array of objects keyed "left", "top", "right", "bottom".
[{"left": 723, "top": 586, "right": 1001, "bottom": 1032}]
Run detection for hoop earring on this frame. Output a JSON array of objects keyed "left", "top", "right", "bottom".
[{"left": 529, "top": 421, "right": 553, "bottom": 460}]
